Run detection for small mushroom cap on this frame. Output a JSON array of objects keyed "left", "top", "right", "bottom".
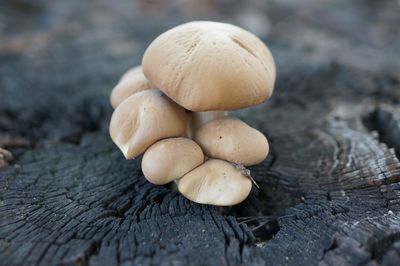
[
  {"left": 177, "top": 159, "right": 252, "bottom": 206},
  {"left": 194, "top": 117, "right": 269, "bottom": 166},
  {"left": 142, "top": 21, "right": 276, "bottom": 112},
  {"left": 142, "top": 137, "right": 204, "bottom": 185},
  {"left": 110, "top": 66, "right": 155, "bottom": 108},
  {"left": 109, "top": 89, "right": 187, "bottom": 159}
]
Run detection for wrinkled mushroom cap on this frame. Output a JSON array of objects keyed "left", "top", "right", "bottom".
[
  {"left": 142, "top": 21, "right": 276, "bottom": 112},
  {"left": 177, "top": 159, "right": 252, "bottom": 206},
  {"left": 142, "top": 137, "right": 204, "bottom": 185},
  {"left": 110, "top": 66, "right": 155, "bottom": 108},
  {"left": 194, "top": 117, "right": 269, "bottom": 166},
  {"left": 109, "top": 89, "right": 187, "bottom": 159}
]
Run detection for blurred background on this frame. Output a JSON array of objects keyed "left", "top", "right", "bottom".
[{"left": 0, "top": 0, "right": 399, "bottom": 144}]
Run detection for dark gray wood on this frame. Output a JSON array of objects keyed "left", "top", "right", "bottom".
[{"left": 1, "top": 0, "right": 400, "bottom": 265}]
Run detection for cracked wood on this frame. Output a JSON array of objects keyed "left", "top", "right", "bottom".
[{"left": 1, "top": 0, "right": 400, "bottom": 265}]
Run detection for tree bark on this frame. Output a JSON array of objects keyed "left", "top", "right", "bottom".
[{"left": 1, "top": 1, "right": 400, "bottom": 265}]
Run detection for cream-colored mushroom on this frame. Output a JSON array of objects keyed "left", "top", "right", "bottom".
[
  {"left": 194, "top": 116, "right": 269, "bottom": 166},
  {"left": 142, "top": 21, "right": 276, "bottom": 112},
  {"left": 176, "top": 159, "right": 252, "bottom": 206},
  {"left": 142, "top": 137, "right": 204, "bottom": 185},
  {"left": 110, "top": 66, "right": 155, "bottom": 108},
  {"left": 109, "top": 89, "right": 187, "bottom": 159}
]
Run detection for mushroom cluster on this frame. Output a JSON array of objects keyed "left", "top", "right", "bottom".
[{"left": 109, "top": 21, "right": 276, "bottom": 206}]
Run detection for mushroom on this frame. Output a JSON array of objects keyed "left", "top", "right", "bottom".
[
  {"left": 142, "top": 21, "right": 276, "bottom": 112},
  {"left": 109, "top": 89, "right": 187, "bottom": 159},
  {"left": 141, "top": 137, "right": 204, "bottom": 185},
  {"left": 194, "top": 116, "right": 269, "bottom": 166},
  {"left": 109, "top": 21, "right": 277, "bottom": 206},
  {"left": 110, "top": 66, "right": 155, "bottom": 108},
  {"left": 176, "top": 159, "right": 252, "bottom": 206}
]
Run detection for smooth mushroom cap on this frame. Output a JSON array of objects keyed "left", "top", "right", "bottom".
[
  {"left": 109, "top": 89, "right": 187, "bottom": 159},
  {"left": 142, "top": 137, "right": 204, "bottom": 185},
  {"left": 194, "top": 116, "right": 269, "bottom": 166},
  {"left": 110, "top": 66, "right": 155, "bottom": 108},
  {"left": 176, "top": 159, "right": 252, "bottom": 206},
  {"left": 142, "top": 21, "right": 276, "bottom": 112}
]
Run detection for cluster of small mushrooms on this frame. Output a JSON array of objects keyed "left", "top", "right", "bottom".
[{"left": 109, "top": 21, "right": 276, "bottom": 206}]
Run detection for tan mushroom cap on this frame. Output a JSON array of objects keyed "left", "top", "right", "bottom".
[
  {"left": 142, "top": 137, "right": 204, "bottom": 185},
  {"left": 177, "top": 159, "right": 252, "bottom": 206},
  {"left": 110, "top": 66, "right": 155, "bottom": 108},
  {"left": 142, "top": 21, "right": 276, "bottom": 112},
  {"left": 109, "top": 89, "right": 187, "bottom": 159},
  {"left": 194, "top": 117, "right": 269, "bottom": 166}
]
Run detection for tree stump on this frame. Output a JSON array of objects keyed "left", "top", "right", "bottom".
[{"left": 1, "top": 1, "right": 400, "bottom": 265}]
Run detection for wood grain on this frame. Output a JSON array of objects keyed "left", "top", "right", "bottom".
[{"left": 1, "top": 0, "right": 400, "bottom": 265}]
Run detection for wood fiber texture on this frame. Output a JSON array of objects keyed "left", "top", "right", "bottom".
[{"left": 1, "top": 0, "right": 400, "bottom": 265}]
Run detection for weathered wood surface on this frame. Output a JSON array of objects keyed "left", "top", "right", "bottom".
[{"left": 1, "top": 0, "right": 400, "bottom": 265}]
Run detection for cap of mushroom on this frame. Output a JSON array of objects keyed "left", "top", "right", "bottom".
[
  {"left": 194, "top": 117, "right": 269, "bottom": 166},
  {"left": 176, "top": 159, "right": 252, "bottom": 206},
  {"left": 110, "top": 66, "right": 155, "bottom": 108},
  {"left": 142, "top": 21, "right": 276, "bottom": 112},
  {"left": 109, "top": 21, "right": 276, "bottom": 206},
  {"left": 142, "top": 137, "right": 204, "bottom": 185},
  {"left": 109, "top": 89, "right": 187, "bottom": 159}
]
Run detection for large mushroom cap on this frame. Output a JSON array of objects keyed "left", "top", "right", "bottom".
[
  {"left": 142, "top": 137, "right": 204, "bottom": 185},
  {"left": 142, "top": 21, "right": 276, "bottom": 112},
  {"left": 176, "top": 159, "right": 252, "bottom": 206},
  {"left": 194, "top": 116, "right": 269, "bottom": 166},
  {"left": 109, "top": 89, "right": 187, "bottom": 159}
]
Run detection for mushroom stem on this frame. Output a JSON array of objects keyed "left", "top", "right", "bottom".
[{"left": 186, "top": 111, "right": 227, "bottom": 138}]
